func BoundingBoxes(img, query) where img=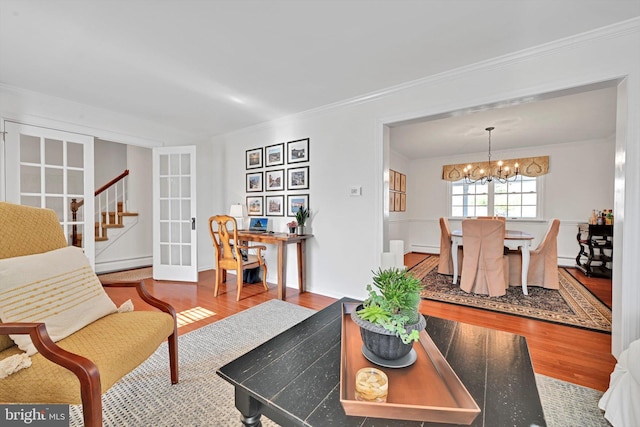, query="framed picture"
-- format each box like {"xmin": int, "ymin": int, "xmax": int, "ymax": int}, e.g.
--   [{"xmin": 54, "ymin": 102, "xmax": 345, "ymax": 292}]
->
[
  {"xmin": 287, "ymin": 194, "xmax": 309, "ymax": 217},
  {"xmin": 265, "ymin": 143, "xmax": 284, "ymax": 167},
  {"xmin": 400, "ymin": 173, "xmax": 406, "ymax": 192},
  {"xmin": 389, "ymin": 170, "xmax": 396, "ymax": 191},
  {"xmin": 394, "ymin": 171, "xmax": 401, "ymax": 192},
  {"xmin": 389, "ymin": 192, "xmax": 395, "ymax": 212},
  {"xmin": 246, "ymin": 147, "xmax": 263, "ymax": 169},
  {"xmin": 400, "ymin": 193, "xmax": 406, "ymax": 211},
  {"xmin": 287, "ymin": 138, "xmax": 309, "ymax": 163},
  {"xmin": 287, "ymin": 166, "xmax": 309, "ymax": 190},
  {"xmin": 394, "ymin": 192, "xmax": 401, "ymax": 212},
  {"xmin": 265, "ymin": 169, "xmax": 284, "ymax": 191},
  {"xmin": 266, "ymin": 195, "xmax": 285, "ymax": 216},
  {"xmin": 246, "ymin": 196, "xmax": 264, "ymax": 216},
  {"xmin": 246, "ymin": 171, "xmax": 263, "ymax": 192}
]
